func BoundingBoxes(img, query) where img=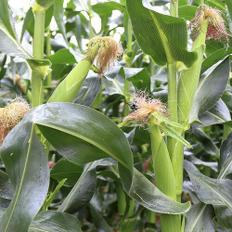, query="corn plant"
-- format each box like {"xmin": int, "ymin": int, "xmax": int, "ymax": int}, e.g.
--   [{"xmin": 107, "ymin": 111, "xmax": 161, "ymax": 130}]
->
[{"xmin": 0, "ymin": 0, "xmax": 232, "ymax": 231}]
